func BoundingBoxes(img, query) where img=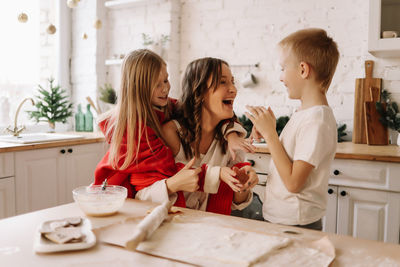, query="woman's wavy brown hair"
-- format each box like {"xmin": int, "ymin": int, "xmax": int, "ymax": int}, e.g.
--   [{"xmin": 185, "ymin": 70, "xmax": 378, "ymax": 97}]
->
[{"xmin": 176, "ymin": 57, "xmax": 236, "ymax": 159}]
